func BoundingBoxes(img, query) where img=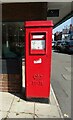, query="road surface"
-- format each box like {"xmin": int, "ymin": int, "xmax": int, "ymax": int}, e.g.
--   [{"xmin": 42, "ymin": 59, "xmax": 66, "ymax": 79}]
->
[{"xmin": 51, "ymin": 51, "xmax": 72, "ymax": 118}]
